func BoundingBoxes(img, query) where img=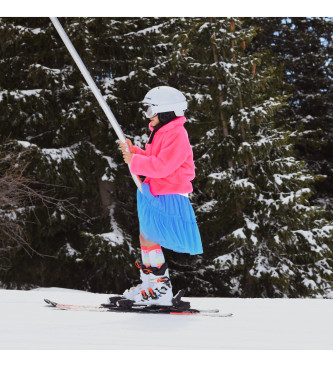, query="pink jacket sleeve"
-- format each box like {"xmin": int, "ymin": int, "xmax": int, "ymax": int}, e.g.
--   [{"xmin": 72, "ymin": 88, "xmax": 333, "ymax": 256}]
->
[
  {"xmin": 133, "ymin": 145, "xmax": 146, "ymax": 156},
  {"xmin": 130, "ymin": 131, "xmax": 188, "ymax": 178}
]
